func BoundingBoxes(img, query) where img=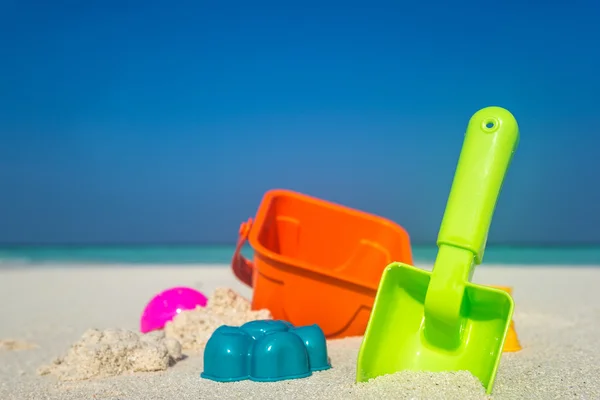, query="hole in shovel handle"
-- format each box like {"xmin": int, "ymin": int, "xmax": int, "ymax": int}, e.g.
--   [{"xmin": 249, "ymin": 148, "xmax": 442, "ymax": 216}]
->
[{"xmin": 481, "ymin": 118, "xmax": 499, "ymax": 133}]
